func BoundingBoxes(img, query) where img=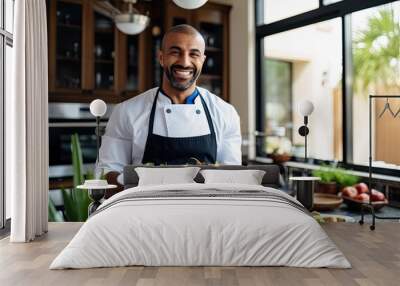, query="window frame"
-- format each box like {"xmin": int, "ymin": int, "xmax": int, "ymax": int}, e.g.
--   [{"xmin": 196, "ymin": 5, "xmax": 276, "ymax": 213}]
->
[
  {"xmin": 0, "ymin": 0, "xmax": 13, "ymax": 231},
  {"xmin": 255, "ymin": 0, "xmax": 400, "ymax": 176}
]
